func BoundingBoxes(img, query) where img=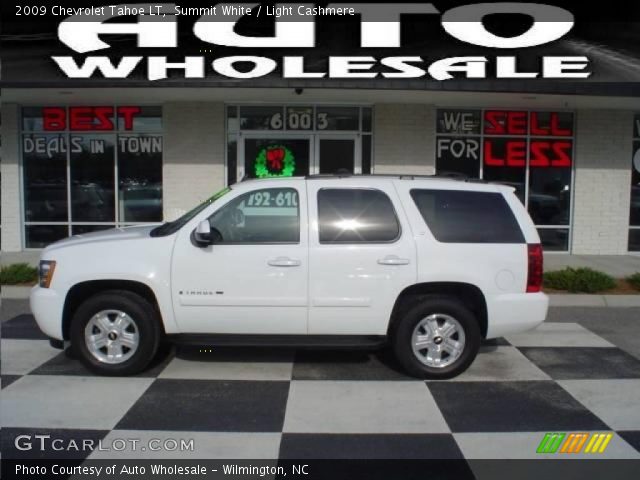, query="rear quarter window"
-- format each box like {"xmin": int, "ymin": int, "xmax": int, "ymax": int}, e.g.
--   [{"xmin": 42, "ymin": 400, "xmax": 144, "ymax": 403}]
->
[{"xmin": 410, "ymin": 189, "xmax": 525, "ymax": 244}]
